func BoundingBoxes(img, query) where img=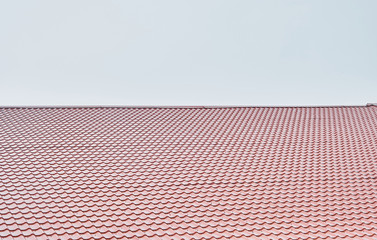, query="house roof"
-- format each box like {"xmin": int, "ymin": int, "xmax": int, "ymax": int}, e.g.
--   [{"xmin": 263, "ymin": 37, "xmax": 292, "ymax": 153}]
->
[{"xmin": 1, "ymin": 105, "xmax": 377, "ymax": 239}]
